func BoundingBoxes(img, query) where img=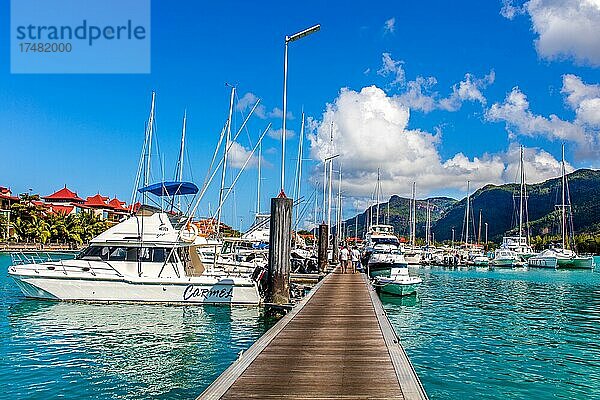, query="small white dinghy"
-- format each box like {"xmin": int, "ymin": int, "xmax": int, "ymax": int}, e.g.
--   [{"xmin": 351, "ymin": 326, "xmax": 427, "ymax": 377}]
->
[{"xmin": 373, "ymin": 267, "xmax": 422, "ymax": 297}]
